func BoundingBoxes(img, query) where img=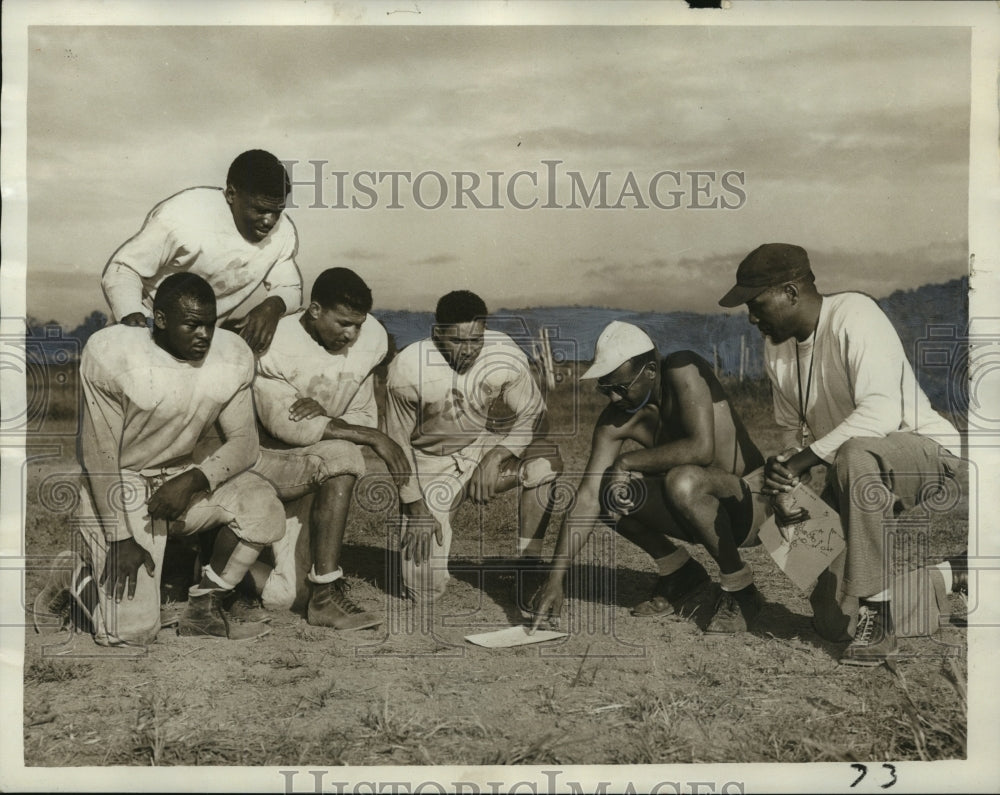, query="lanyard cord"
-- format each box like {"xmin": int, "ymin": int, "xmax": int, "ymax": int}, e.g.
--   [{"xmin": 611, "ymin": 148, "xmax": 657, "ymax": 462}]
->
[{"xmin": 796, "ymin": 339, "xmax": 815, "ymax": 447}]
